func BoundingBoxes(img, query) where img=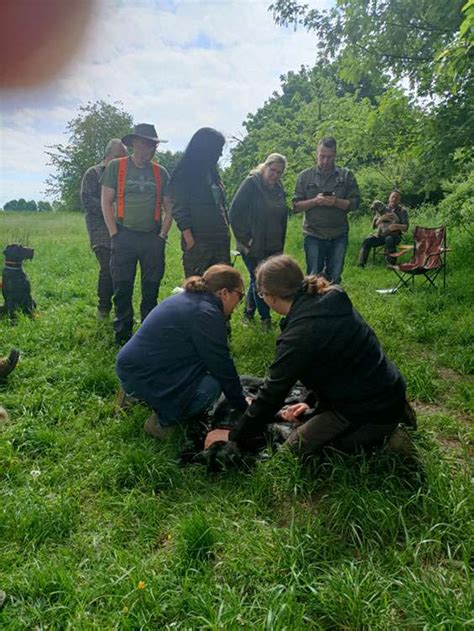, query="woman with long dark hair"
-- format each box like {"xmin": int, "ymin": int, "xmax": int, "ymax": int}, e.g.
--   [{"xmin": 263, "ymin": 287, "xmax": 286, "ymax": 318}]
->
[
  {"xmin": 169, "ymin": 127, "xmax": 231, "ymax": 277},
  {"xmin": 116, "ymin": 265, "xmax": 247, "ymax": 438},
  {"xmin": 206, "ymin": 255, "xmax": 415, "ymax": 458}
]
